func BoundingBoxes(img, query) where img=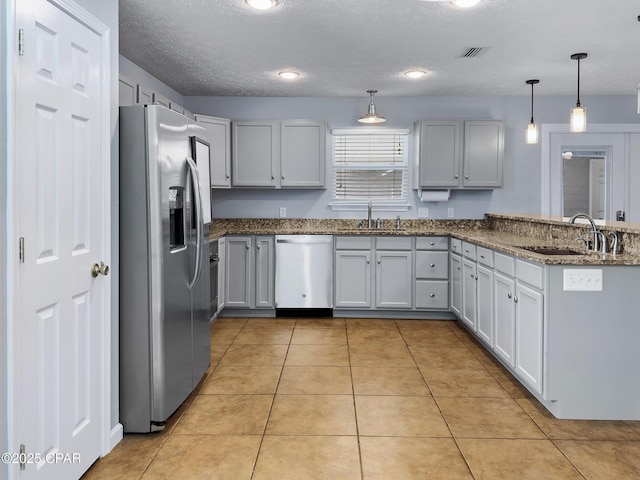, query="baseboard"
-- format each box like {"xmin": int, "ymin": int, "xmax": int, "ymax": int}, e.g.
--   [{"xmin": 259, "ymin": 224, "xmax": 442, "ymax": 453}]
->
[{"xmin": 109, "ymin": 423, "xmax": 124, "ymax": 451}]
